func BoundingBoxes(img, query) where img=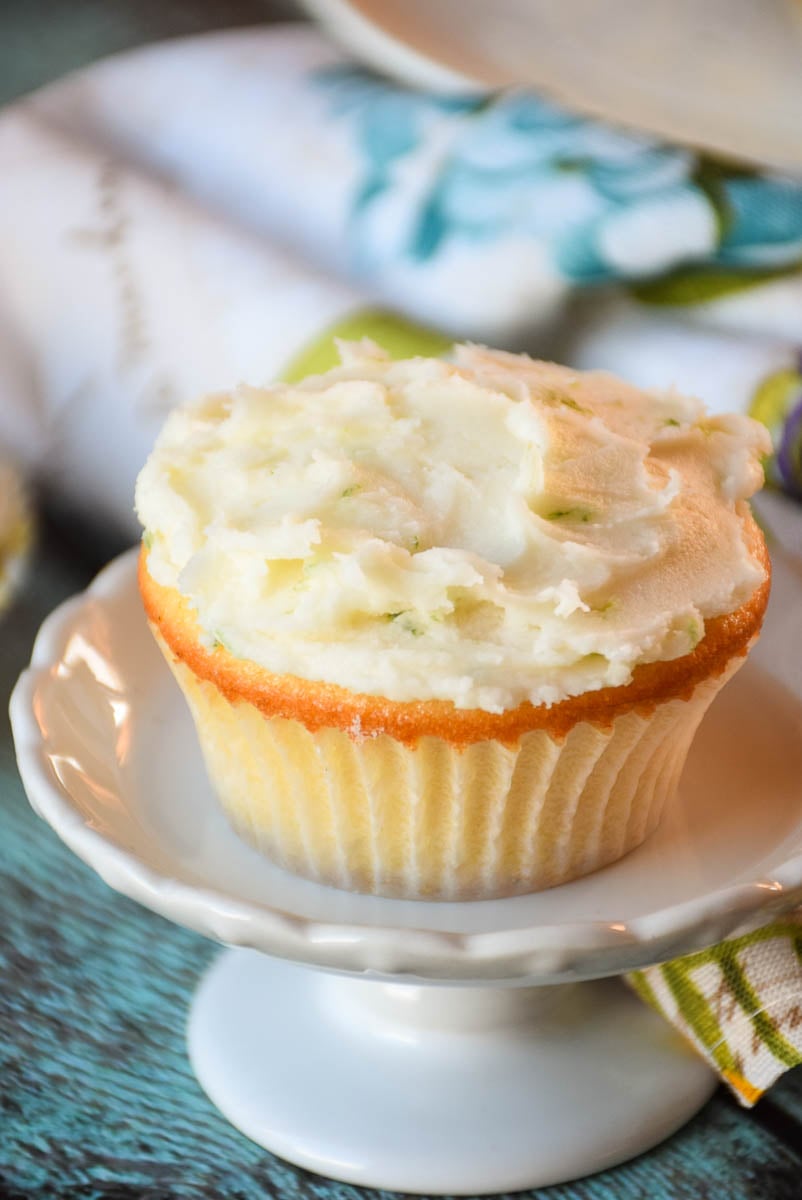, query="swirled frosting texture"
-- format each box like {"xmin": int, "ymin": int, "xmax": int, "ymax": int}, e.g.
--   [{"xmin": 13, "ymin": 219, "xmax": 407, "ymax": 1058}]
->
[{"xmin": 136, "ymin": 343, "xmax": 770, "ymax": 712}]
